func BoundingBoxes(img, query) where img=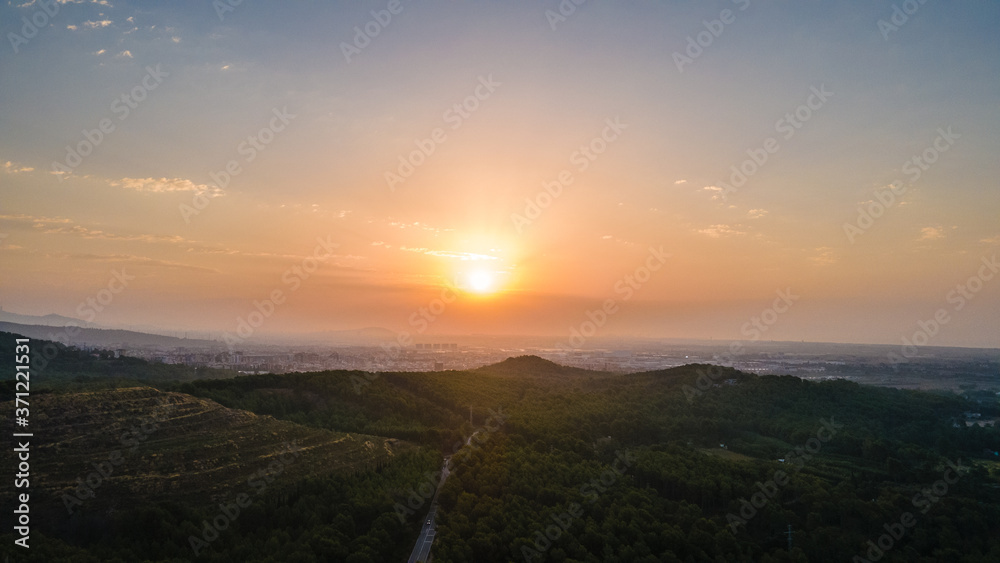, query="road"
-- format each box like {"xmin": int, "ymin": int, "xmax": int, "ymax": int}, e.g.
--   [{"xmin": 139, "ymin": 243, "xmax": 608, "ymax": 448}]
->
[
  {"xmin": 406, "ymin": 455, "xmax": 452, "ymax": 563},
  {"xmin": 407, "ymin": 503, "xmax": 439, "ymax": 563},
  {"xmin": 407, "ymin": 432, "xmax": 479, "ymax": 562}
]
